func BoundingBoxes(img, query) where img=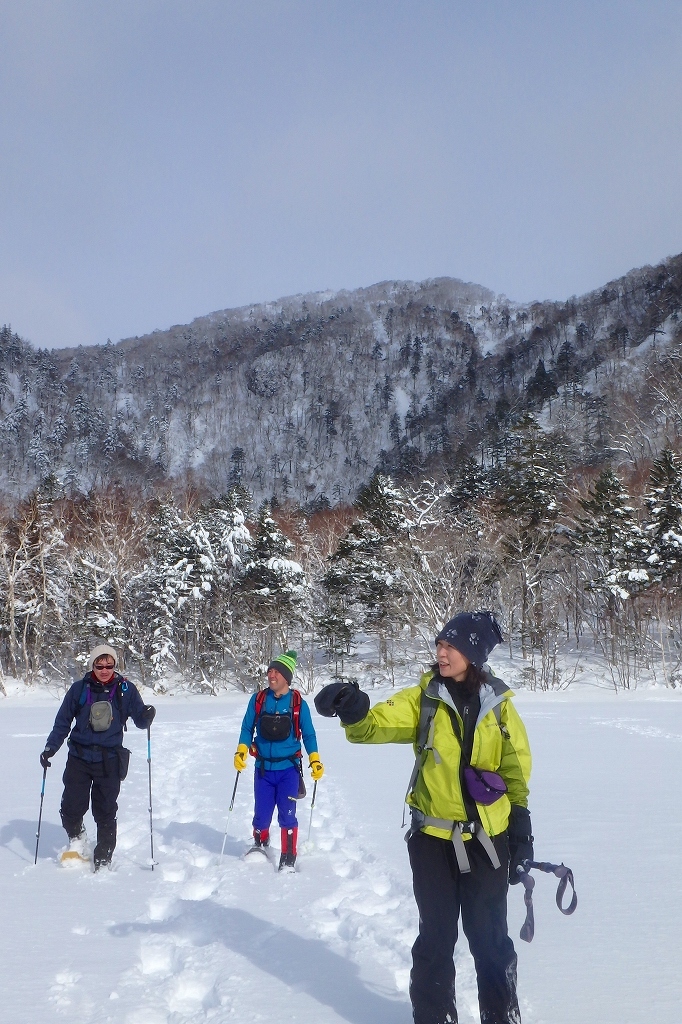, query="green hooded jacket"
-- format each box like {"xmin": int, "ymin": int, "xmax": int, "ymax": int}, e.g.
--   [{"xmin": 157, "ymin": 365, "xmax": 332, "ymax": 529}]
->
[{"xmin": 343, "ymin": 669, "xmax": 531, "ymax": 840}]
